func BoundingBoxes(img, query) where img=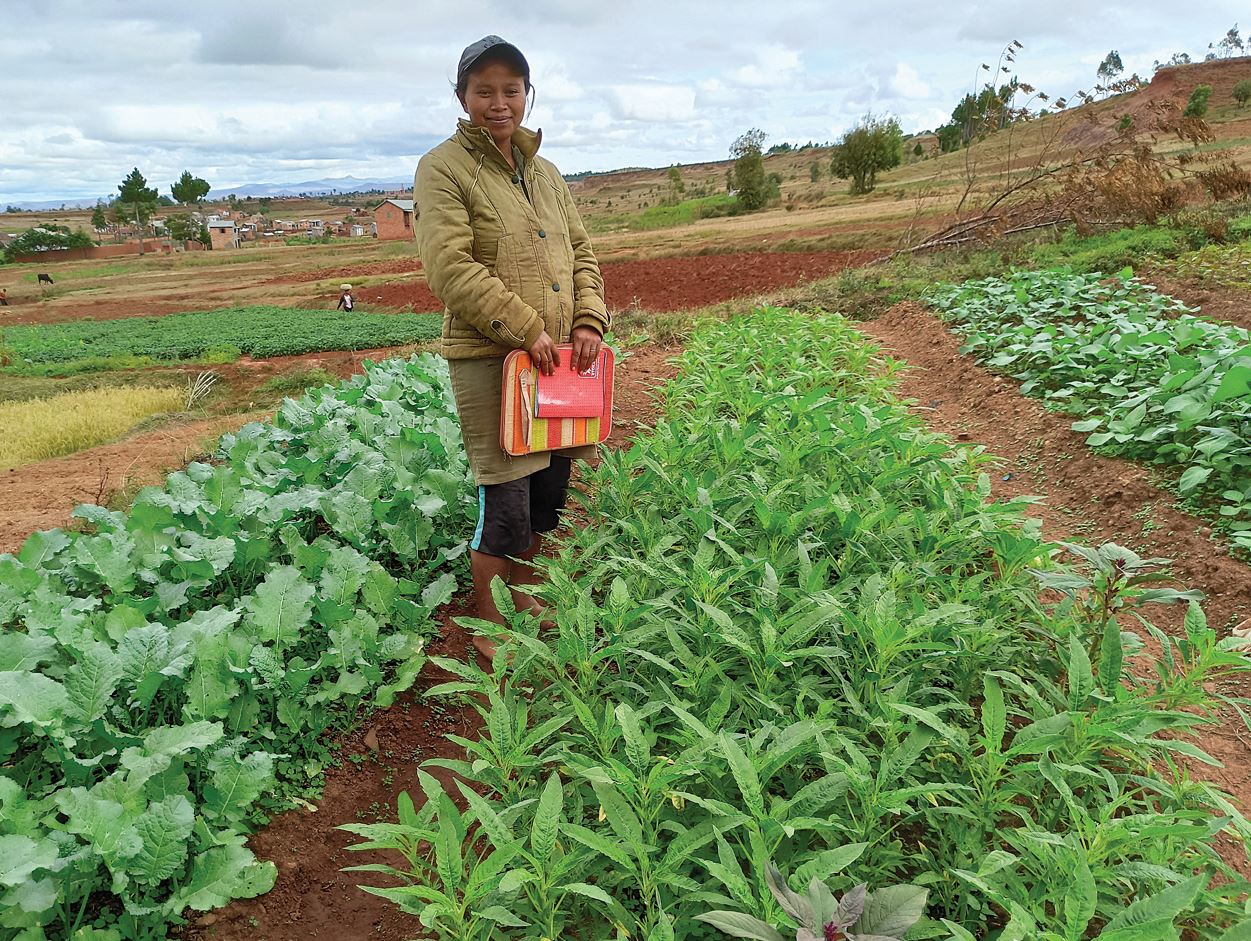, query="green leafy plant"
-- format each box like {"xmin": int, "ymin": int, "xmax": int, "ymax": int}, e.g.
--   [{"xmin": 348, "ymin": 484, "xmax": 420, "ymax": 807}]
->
[
  {"xmin": 1, "ymin": 306, "xmax": 441, "ymax": 374},
  {"xmin": 0, "ymin": 353, "xmax": 473, "ymax": 936},
  {"xmin": 697, "ymin": 864, "xmax": 927, "ymax": 941},
  {"xmin": 929, "ymin": 268, "xmax": 1251, "ymax": 552},
  {"xmin": 352, "ymin": 308, "xmax": 1251, "ymax": 940}
]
